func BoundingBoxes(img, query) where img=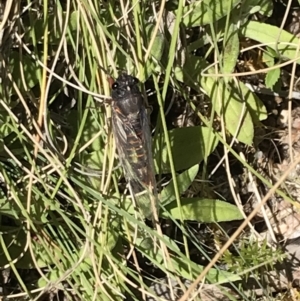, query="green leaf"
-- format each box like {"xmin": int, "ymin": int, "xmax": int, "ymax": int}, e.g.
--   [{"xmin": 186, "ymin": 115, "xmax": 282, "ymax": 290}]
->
[
  {"xmin": 37, "ymin": 269, "xmax": 63, "ymax": 287},
  {"xmin": 82, "ymin": 150, "xmax": 104, "ymax": 170},
  {"xmin": 0, "ymin": 195, "xmax": 20, "ymax": 219},
  {"xmin": 265, "ymin": 67, "xmax": 281, "ymax": 89},
  {"xmin": 255, "ymin": 0, "xmax": 273, "ymax": 17},
  {"xmin": 0, "ymin": 193, "xmax": 50, "ymax": 223},
  {"xmin": 229, "ymin": 81, "xmax": 268, "ymax": 122},
  {"xmin": 201, "ymin": 75, "xmax": 254, "ymax": 145},
  {"xmin": 0, "ymin": 226, "xmax": 59, "ymax": 268},
  {"xmin": 154, "ymin": 127, "xmax": 219, "ymax": 173},
  {"xmin": 0, "ymin": 122, "xmax": 16, "ymax": 140},
  {"xmin": 241, "ymin": 0, "xmax": 273, "ymax": 17},
  {"xmin": 178, "ymin": 0, "xmax": 240, "ymax": 27},
  {"xmin": 9, "ymin": 52, "xmax": 40, "ymax": 92},
  {"xmin": 263, "ymin": 48, "xmax": 275, "ymax": 67},
  {"xmin": 142, "ymin": 24, "xmax": 165, "ymax": 81},
  {"xmin": 222, "ymin": 24, "xmax": 240, "ymax": 77},
  {"xmin": 162, "ymin": 198, "xmax": 243, "ymax": 222},
  {"xmin": 79, "ymin": 150, "xmax": 105, "ymax": 190},
  {"xmin": 122, "ymin": 192, "xmax": 155, "ymax": 219},
  {"xmin": 95, "ymin": 215, "xmax": 121, "ymax": 251},
  {"xmin": 241, "ymin": 21, "xmax": 300, "ymax": 63},
  {"xmin": 160, "ymin": 164, "xmax": 199, "ymax": 206},
  {"xmin": 178, "ymin": 56, "xmax": 255, "ymax": 145}
]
